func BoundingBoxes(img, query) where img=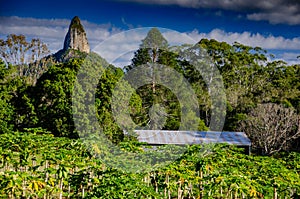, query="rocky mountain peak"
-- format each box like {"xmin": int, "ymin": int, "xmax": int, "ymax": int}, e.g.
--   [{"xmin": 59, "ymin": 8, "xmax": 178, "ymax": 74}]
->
[{"xmin": 63, "ymin": 16, "xmax": 90, "ymax": 53}]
